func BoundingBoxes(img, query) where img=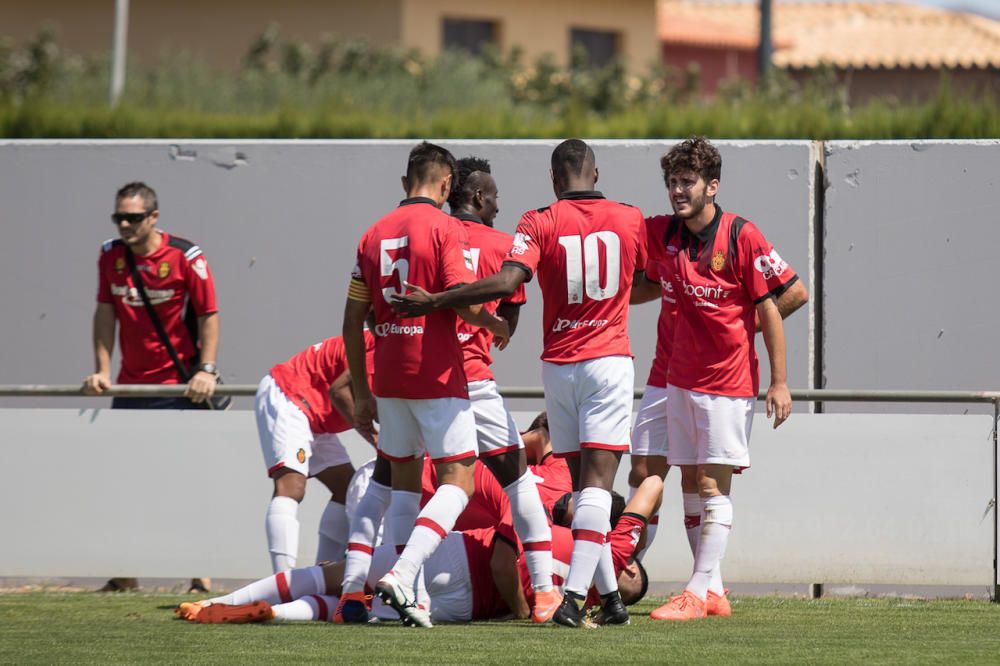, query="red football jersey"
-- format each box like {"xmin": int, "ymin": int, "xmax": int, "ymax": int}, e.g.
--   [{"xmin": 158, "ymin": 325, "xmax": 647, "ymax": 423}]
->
[
  {"xmin": 462, "ymin": 524, "xmax": 520, "ymax": 620},
  {"xmin": 352, "ymin": 198, "xmax": 476, "ymax": 399},
  {"xmin": 642, "ymin": 215, "xmax": 680, "ymax": 389},
  {"xmin": 96, "ymin": 233, "xmax": 218, "ymax": 385},
  {"xmin": 422, "ymin": 458, "xmax": 514, "ymax": 533},
  {"xmin": 268, "ymin": 331, "xmax": 376, "ymax": 434},
  {"xmin": 529, "ymin": 453, "xmax": 573, "ymax": 513},
  {"xmin": 503, "ymin": 192, "xmax": 646, "ymax": 364},
  {"xmin": 663, "ymin": 208, "xmax": 798, "ymax": 397},
  {"xmin": 585, "ymin": 512, "xmax": 646, "ymax": 606},
  {"xmin": 455, "ymin": 216, "xmax": 527, "ymax": 382}
]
